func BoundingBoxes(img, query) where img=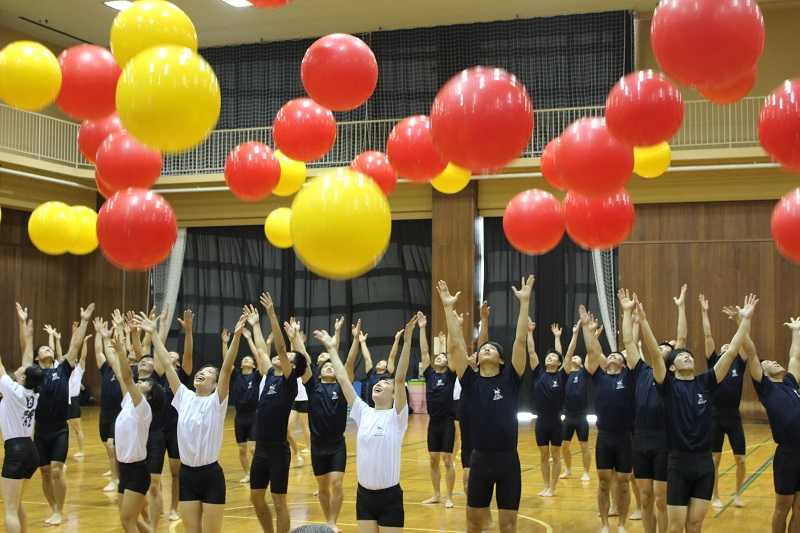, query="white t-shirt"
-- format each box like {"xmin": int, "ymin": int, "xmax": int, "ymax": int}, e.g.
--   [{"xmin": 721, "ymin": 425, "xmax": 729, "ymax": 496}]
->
[
  {"xmin": 0, "ymin": 374, "xmax": 38, "ymax": 440},
  {"xmin": 114, "ymin": 393, "xmax": 152, "ymax": 463},
  {"xmin": 350, "ymin": 397, "xmax": 408, "ymax": 490},
  {"xmin": 68, "ymin": 365, "xmax": 84, "ymax": 399},
  {"xmin": 453, "ymin": 378, "xmax": 462, "ymax": 401},
  {"xmin": 172, "ymin": 384, "xmax": 228, "ymax": 467},
  {"xmin": 296, "ymin": 377, "xmax": 308, "ymax": 401}
]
